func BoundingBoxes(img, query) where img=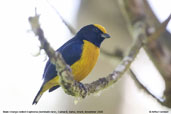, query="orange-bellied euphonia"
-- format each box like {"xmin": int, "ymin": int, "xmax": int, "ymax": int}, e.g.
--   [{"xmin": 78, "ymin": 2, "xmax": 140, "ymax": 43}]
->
[{"xmin": 33, "ymin": 24, "xmax": 110, "ymax": 104}]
